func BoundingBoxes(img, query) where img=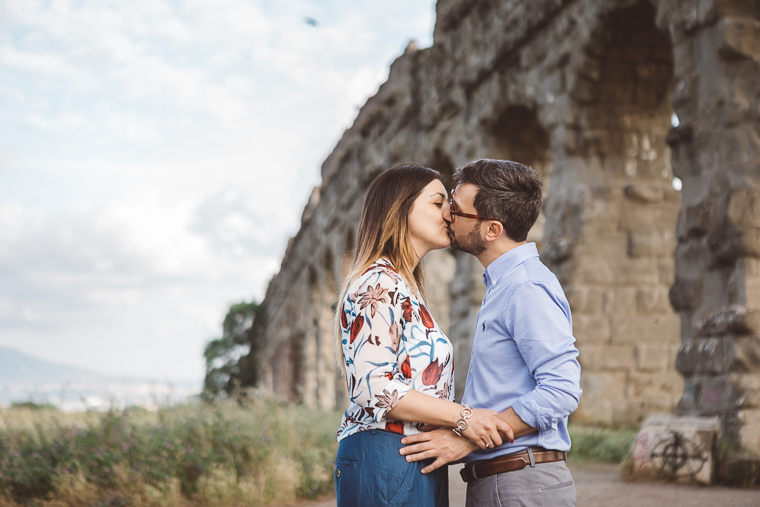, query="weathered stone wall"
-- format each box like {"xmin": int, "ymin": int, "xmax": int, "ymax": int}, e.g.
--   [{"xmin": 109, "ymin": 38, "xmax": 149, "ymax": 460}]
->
[{"xmin": 247, "ymin": 0, "xmax": 760, "ymax": 452}]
